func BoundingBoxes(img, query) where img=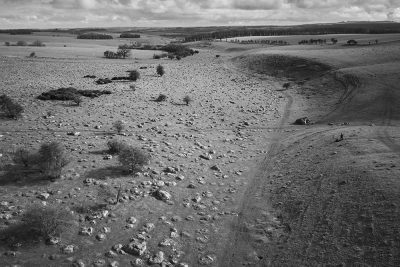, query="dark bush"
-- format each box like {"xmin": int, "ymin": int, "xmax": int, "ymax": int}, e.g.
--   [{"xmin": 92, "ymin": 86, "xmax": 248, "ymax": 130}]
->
[
  {"xmin": 77, "ymin": 32, "xmax": 113, "ymax": 39},
  {"xmin": 37, "ymin": 87, "xmax": 111, "ymax": 101},
  {"xmin": 183, "ymin": 95, "xmax": 192, "ymax": 106},
  {"xmin": 38, "ymin": 141, "xmax": 70, "ymax": 179},
  {"xmin": 30, "ymin": 40, "xmax": 45, "ymax": 47},
  {"xmin": 161, "ymin": 44, "xmax": 194, "ymax": 58},
  {"xmin": 153, "ymin": 54, "xmax": 161, "ymax": 59},
  {"xmin": 120, "ymin": 33, "xmax": 140, "ymax": 38},
  {"xmin": 113, "ymin": 120, "xmax": 125, "ymax": 134},
  {"xmin": 129, "ymin": 70, "xmax": 140, "ymax": 81},
  {"xmin": 156, "ymin": 94, "xmax": 167, "ymax": 102},
  {"xmin": 22, "ymin": 205, "xmax": 74, "ymax": 240},
  {"xmin": 16, "ymin": 40, "xmax": 27, "ymax": 46},
  {"xmin": 118, "ymin": 146, "xmax": 150, "ymax": 173},
  {"xmin": 156, "ymin": 64, "xmax": 165, "ymax": 76},
  {"xmin": 13, "ymin": 148, "xmax": 35, "ymax": 167},
  {"xmin": 107, "ymin": 139, "xmax": 128, "ymax": 154},
  {"xmin": 5, "ymin": 41, "xmax": 10, "ymax": 46},
  {"xmin": 71, "ymin": 94, "xmax": 82, "ymax": 106},
  {"xmin": 0, "ymin": 94, "xmax": 24, "ymax": 119},
  {"xmin": 29, "ymin": 52, "xmax": 36, "ymax": 57}
]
